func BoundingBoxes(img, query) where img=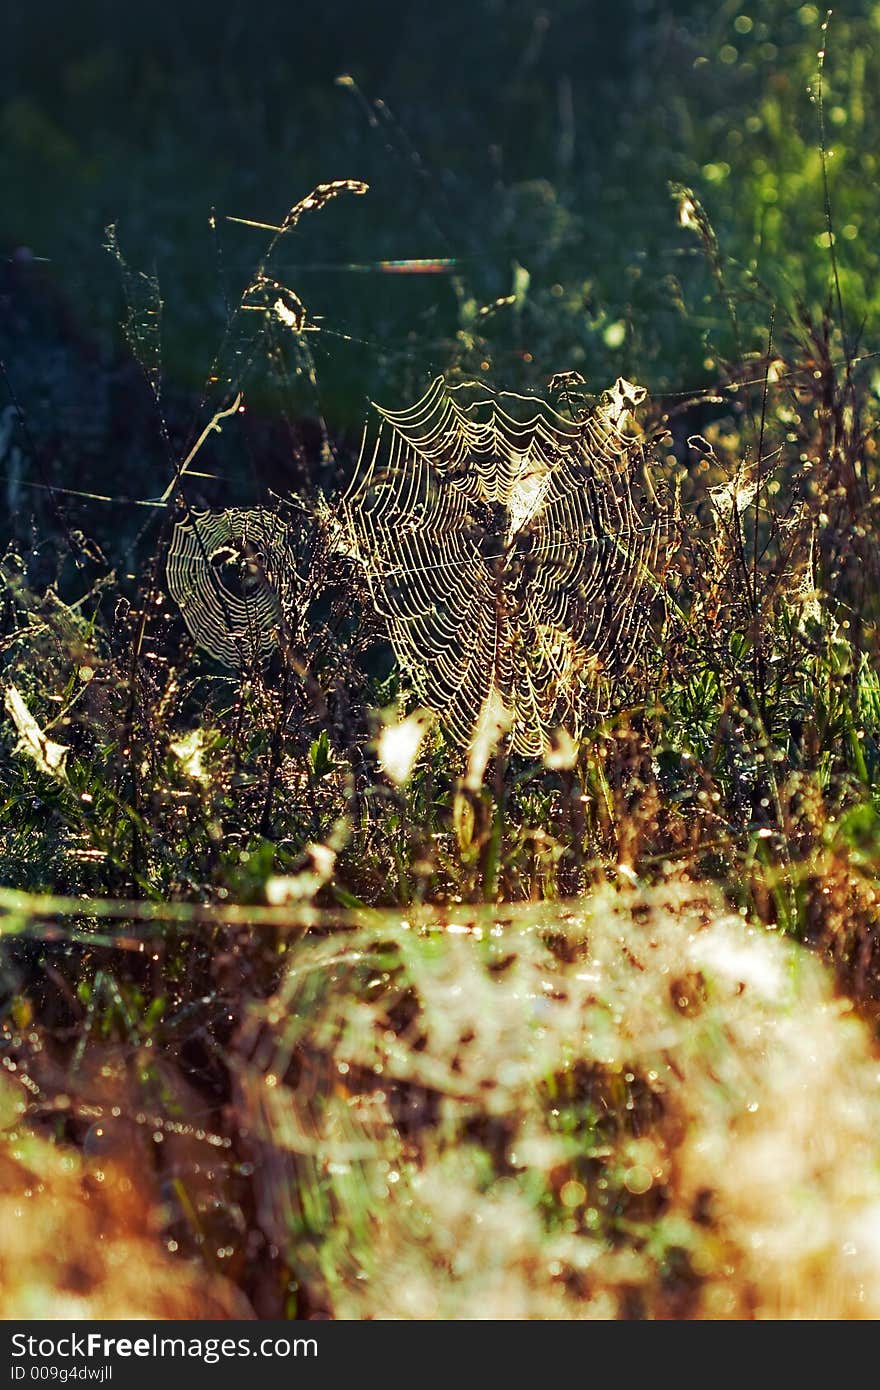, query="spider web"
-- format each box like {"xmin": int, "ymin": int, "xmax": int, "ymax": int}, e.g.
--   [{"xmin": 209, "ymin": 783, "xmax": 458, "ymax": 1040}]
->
[
  {"xmin": 163, "ymin": 378, "xmax": 668, "ymax": 750},
  {"xmin": 166, "ymin": 506, "xmax": 302, "ymax": 669},
  {"xmin": 341, "ymin": 376, "xmax": 668, "ymax": 754}
]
